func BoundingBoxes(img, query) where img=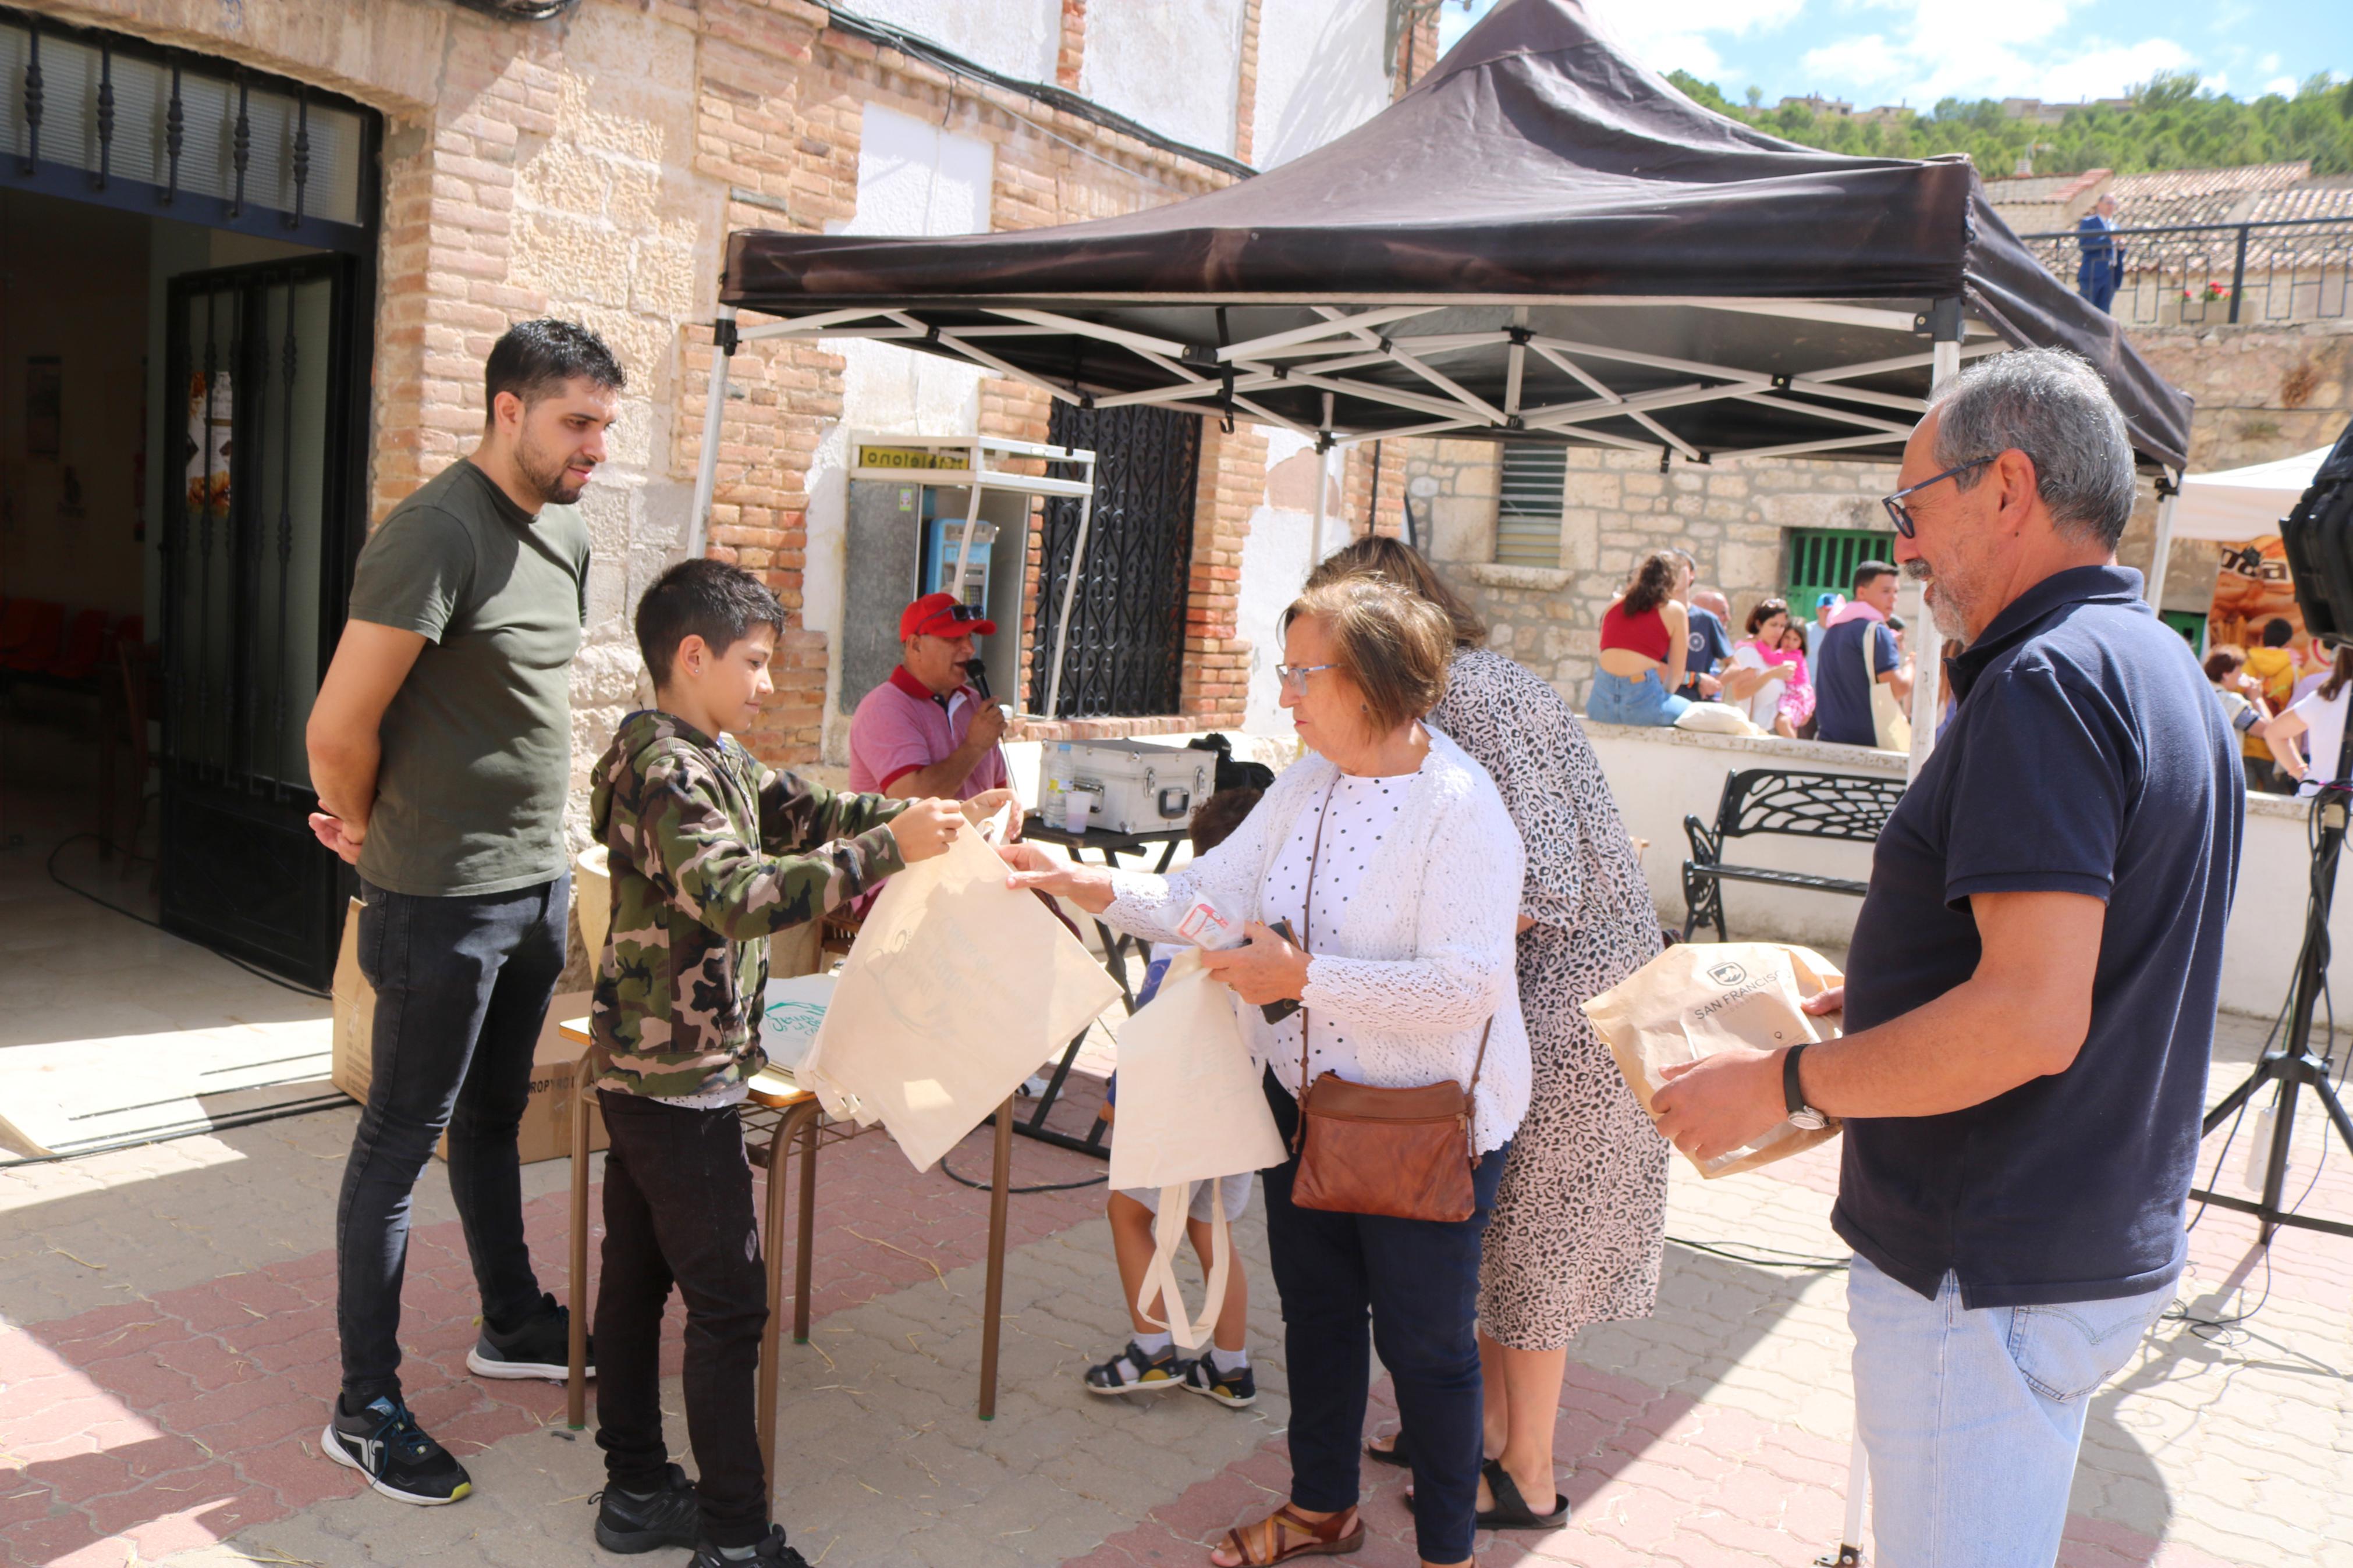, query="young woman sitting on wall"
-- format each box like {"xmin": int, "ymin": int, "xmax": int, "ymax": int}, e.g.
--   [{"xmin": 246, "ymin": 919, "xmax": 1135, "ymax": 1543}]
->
[{"xmin": 1587, "ymin": 552, "xmax": 1691, "ymax": 727}]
